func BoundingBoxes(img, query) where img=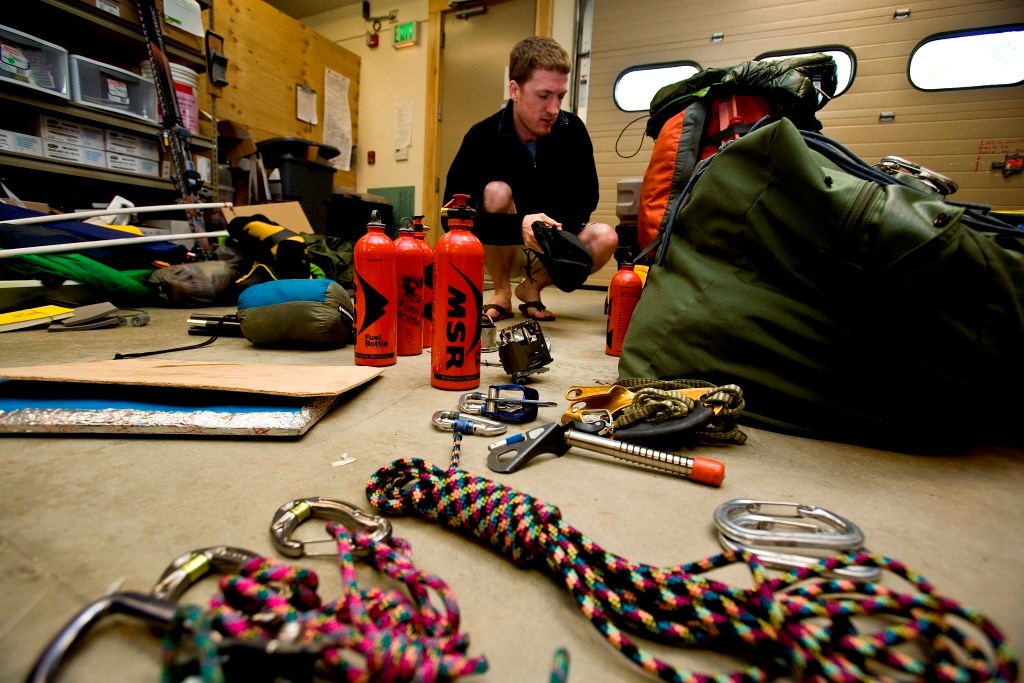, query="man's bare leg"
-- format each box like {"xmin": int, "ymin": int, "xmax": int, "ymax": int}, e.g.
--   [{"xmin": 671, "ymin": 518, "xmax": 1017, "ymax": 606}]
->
[
  {"xmin": 483, "ymin": 244, "xmax": 516, "ymax": 319},
  {"xmin": 479, "ymin": 181, "xmax": 619, "ymax": 321},
  {"xmin": 514, "ymin": 264, "xmax": 554, "ymax": 320},
  {"xmin": 481, "ymin": 181, "xmax": 518, "ymax": 320},
  {"xmin": 578, "ymin": 222, "xmax": 619, "ymax": 274},
  {"xmin": 515, "ymin": 221, "xmax": 617, "ymax": 320}
]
